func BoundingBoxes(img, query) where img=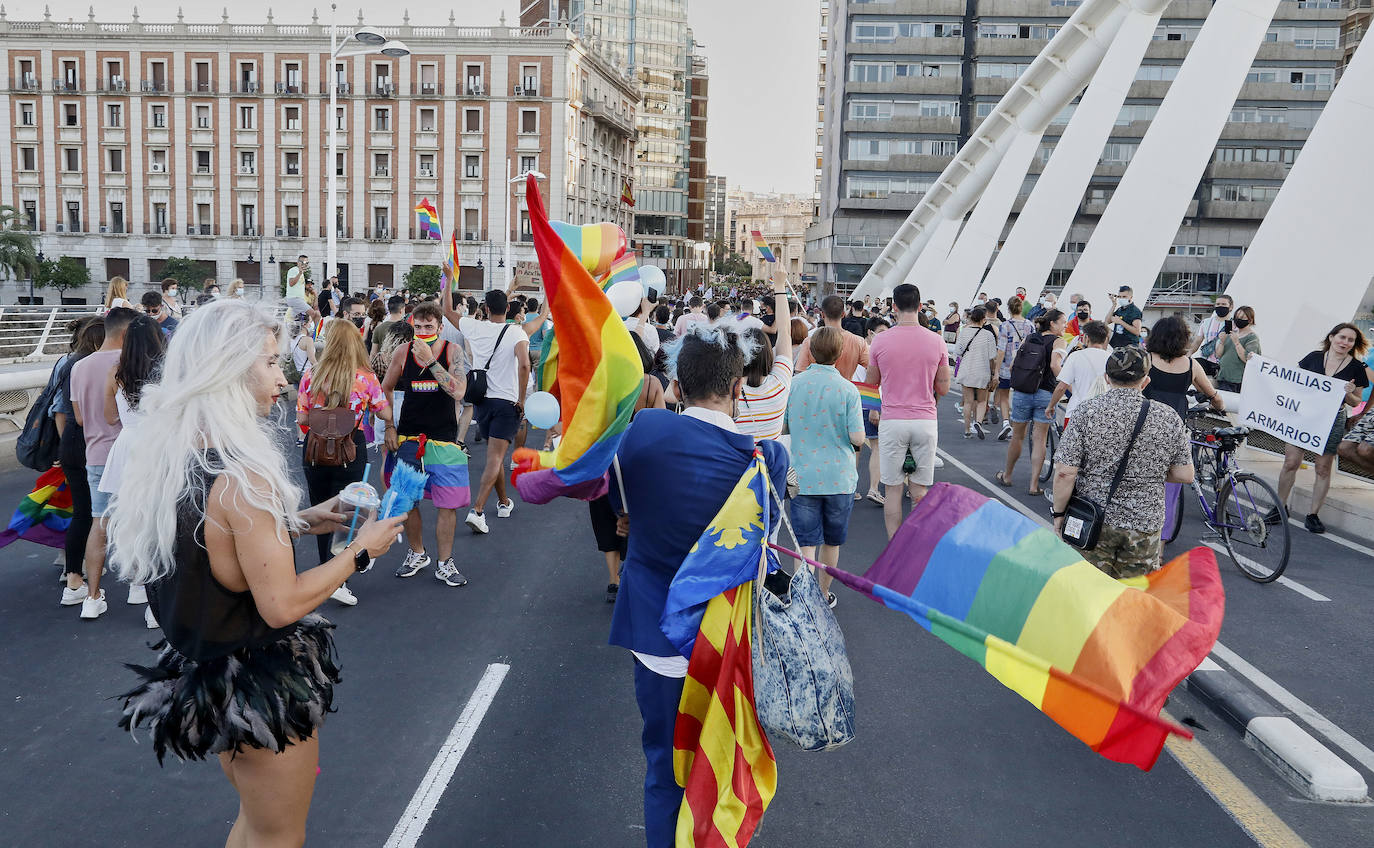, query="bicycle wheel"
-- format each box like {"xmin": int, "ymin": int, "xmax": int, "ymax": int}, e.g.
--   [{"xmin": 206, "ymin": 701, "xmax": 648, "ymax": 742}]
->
[
  {"xmin": 1215, "ymin": 473, "xmax": 1290, "ymax": 582},
  {"xmin": 1039, "ymin": 424, "xmax": 1058, "ymax": 485},
  {"xmin": 1161, "ymin": 482, "xmax": 1185, "ymax": 544}
]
